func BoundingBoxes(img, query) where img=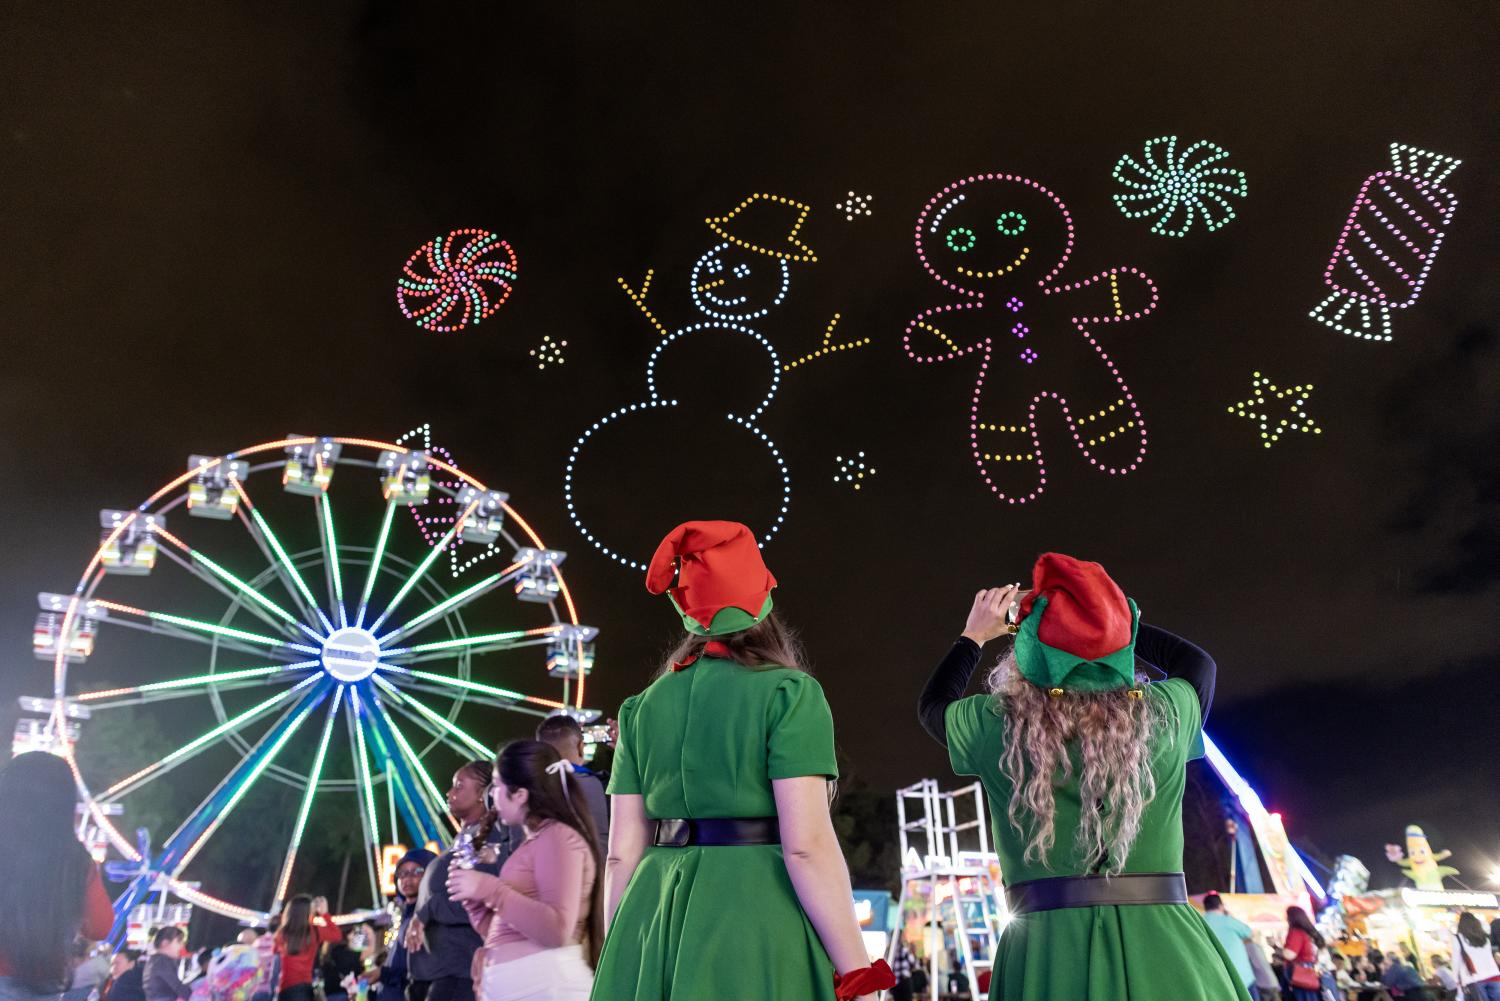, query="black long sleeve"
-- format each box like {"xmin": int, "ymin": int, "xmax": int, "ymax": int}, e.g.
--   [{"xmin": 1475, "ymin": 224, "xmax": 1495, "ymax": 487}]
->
[
  {"xmin": 918, "ymin": 637, "xmax": 984, "ymax": 747},
  {"xmin": 1134, "ymin": 623, "xmax": 1216, "ymax": 725},
  {"xmin": 916, "ymin": 624, "xmax": 1216, "ymax": 748}
]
